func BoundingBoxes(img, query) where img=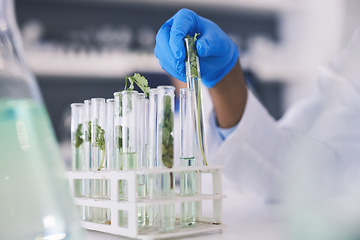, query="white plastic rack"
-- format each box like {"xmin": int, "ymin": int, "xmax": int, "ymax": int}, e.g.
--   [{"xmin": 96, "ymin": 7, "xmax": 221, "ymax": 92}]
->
[{"xmin": 67, "ymin": 165, "xmax": 225, "ymax": 240}]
